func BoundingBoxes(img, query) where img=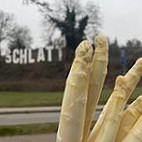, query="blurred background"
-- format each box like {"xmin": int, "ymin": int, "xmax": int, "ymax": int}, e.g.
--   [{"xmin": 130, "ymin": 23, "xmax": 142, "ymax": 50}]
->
[
  {"xmin": 0, "ymin": 0, "xmax": 142, "ymax": 92},
  {"xmin": 0, "ymin": 0, "xmax": 141, "ymax": 140}
]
